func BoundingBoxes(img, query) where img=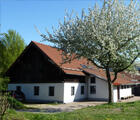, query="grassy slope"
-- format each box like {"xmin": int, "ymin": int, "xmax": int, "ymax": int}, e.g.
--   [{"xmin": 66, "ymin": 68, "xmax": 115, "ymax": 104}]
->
[{"xmin": 4, "ymin": 101, "xmax": 140, "ymax": 120}]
